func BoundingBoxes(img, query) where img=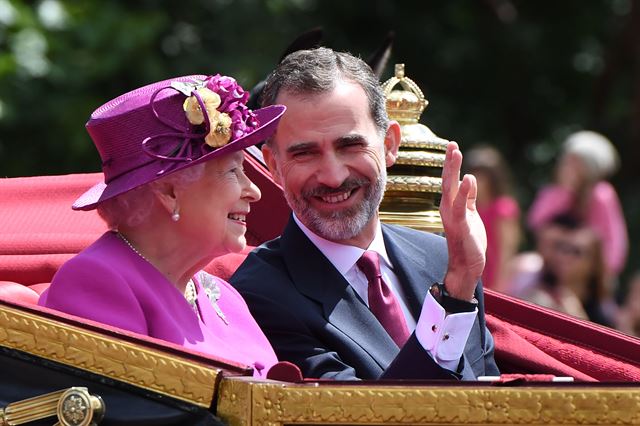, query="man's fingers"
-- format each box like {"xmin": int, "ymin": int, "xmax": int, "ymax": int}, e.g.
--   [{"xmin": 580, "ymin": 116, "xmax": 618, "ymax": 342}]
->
[
  {"xmin": 452, "ymin": 174, "xmax": 471, "ymax": 220},
  {"xmin": 465, "ymin": 174, "xmax": 478, "ymax": 210},
  {"xmin": 441, "ymin": 141, "xmax": 462, "ymax": 206}
]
